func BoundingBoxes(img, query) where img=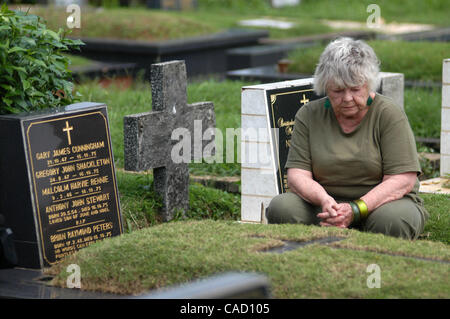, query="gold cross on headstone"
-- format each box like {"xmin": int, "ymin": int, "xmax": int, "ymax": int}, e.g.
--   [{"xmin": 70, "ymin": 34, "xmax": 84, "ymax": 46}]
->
[
  {"xmin": 300, "ymin": 94, "xmax": 309, "ymax": 105},
  {"xmin": 62, "ymin": 121, "xmax": 73, "ymax": 145}
]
